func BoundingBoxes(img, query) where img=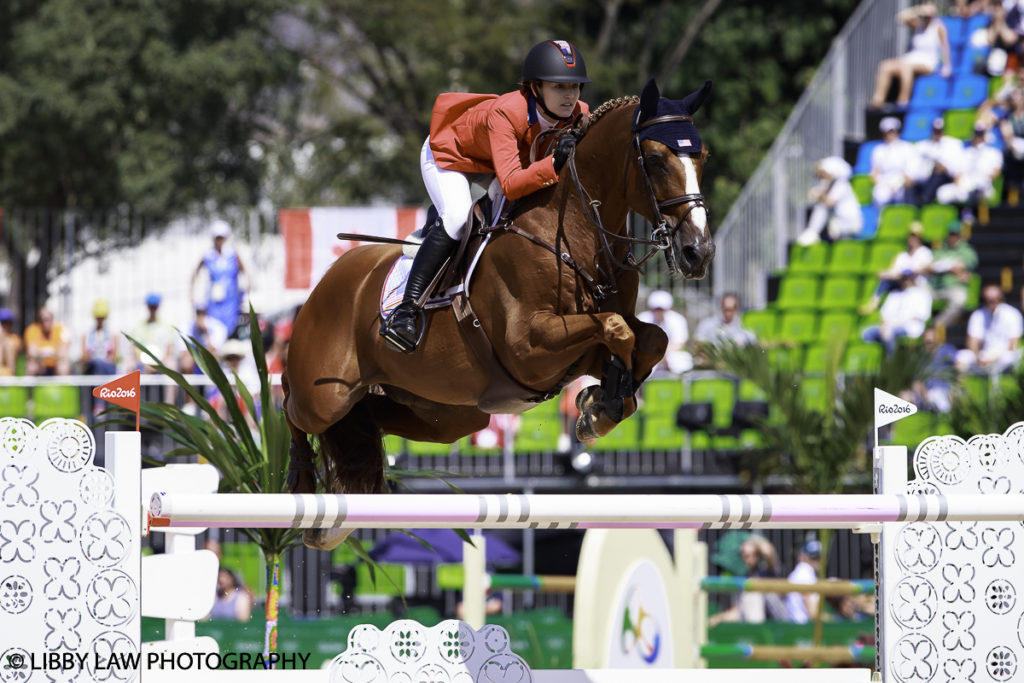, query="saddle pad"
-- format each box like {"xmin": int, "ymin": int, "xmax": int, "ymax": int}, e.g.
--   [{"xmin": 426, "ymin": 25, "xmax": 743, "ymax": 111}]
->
[{"xmin": 380, "ymin": 255, "xmax": 413, "ymax": 317}]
